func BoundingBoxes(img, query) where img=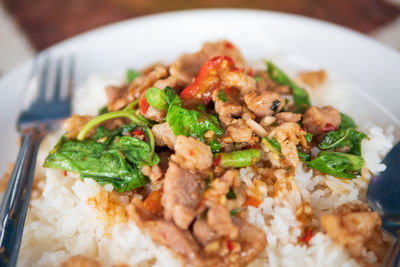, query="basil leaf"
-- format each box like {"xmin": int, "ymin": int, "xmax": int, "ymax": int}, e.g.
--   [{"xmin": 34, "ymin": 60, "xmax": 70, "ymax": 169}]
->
[
  {"xmin": 298, "ymin": 150, "xmax": 311, "ymax": 162},
  {"xmin": 44, "ymin": 125, "xmax": 159, "ymax": 192},
  {"xmin": 266, "ymin": 61, "xmax": 311, "ymax": 113},
  {"xmin": 226, "ymin": 187, "xmax": 236, "ymax": 199},
  {"xmin": 319, "ymin": 128, "xmax": 367, "ymax": 156},
  {"xmin": 218, "ymin": 89, "xmax": 228, "ymax": 102},
  {"xmin": 165, "ymin": 87, "xmax": 223, "ymax": 152},
  {"xmin": 305, "ymin": 133, "xmax": 313, "ymax": 143},
  {"xmin": 126, "ymin": 69, "xmax": 141, "ymax": 83},
  {"xmin": 98, "ymin": 106, "xmax": 109, "ymax": 115},
  {"xmin": 339, "ymin": 112, "xmax": 356, "ymax": 129},
  {"xmin": 306, "ymin": 151, "xmax": 364, "ymax": 179},
  {"xmin": 262, "ymin": 137, "xmax": 282, "ymax": 154},
  {"xmin": 230, "ymin": 208, "xmax": 239, "ymax": 217}
]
